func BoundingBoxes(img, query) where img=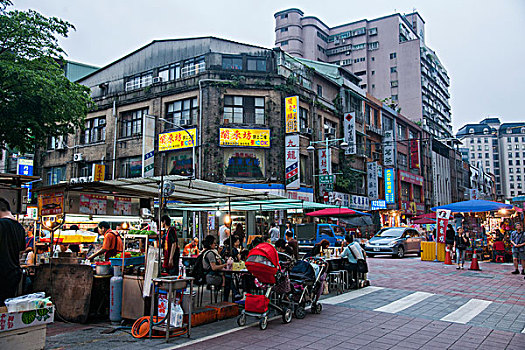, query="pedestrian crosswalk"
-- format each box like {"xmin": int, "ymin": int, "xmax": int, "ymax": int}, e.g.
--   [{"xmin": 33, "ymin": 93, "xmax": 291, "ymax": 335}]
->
[{"xmin": 325, "ymin": 286, "xmax": 524, "ymax": 333}]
